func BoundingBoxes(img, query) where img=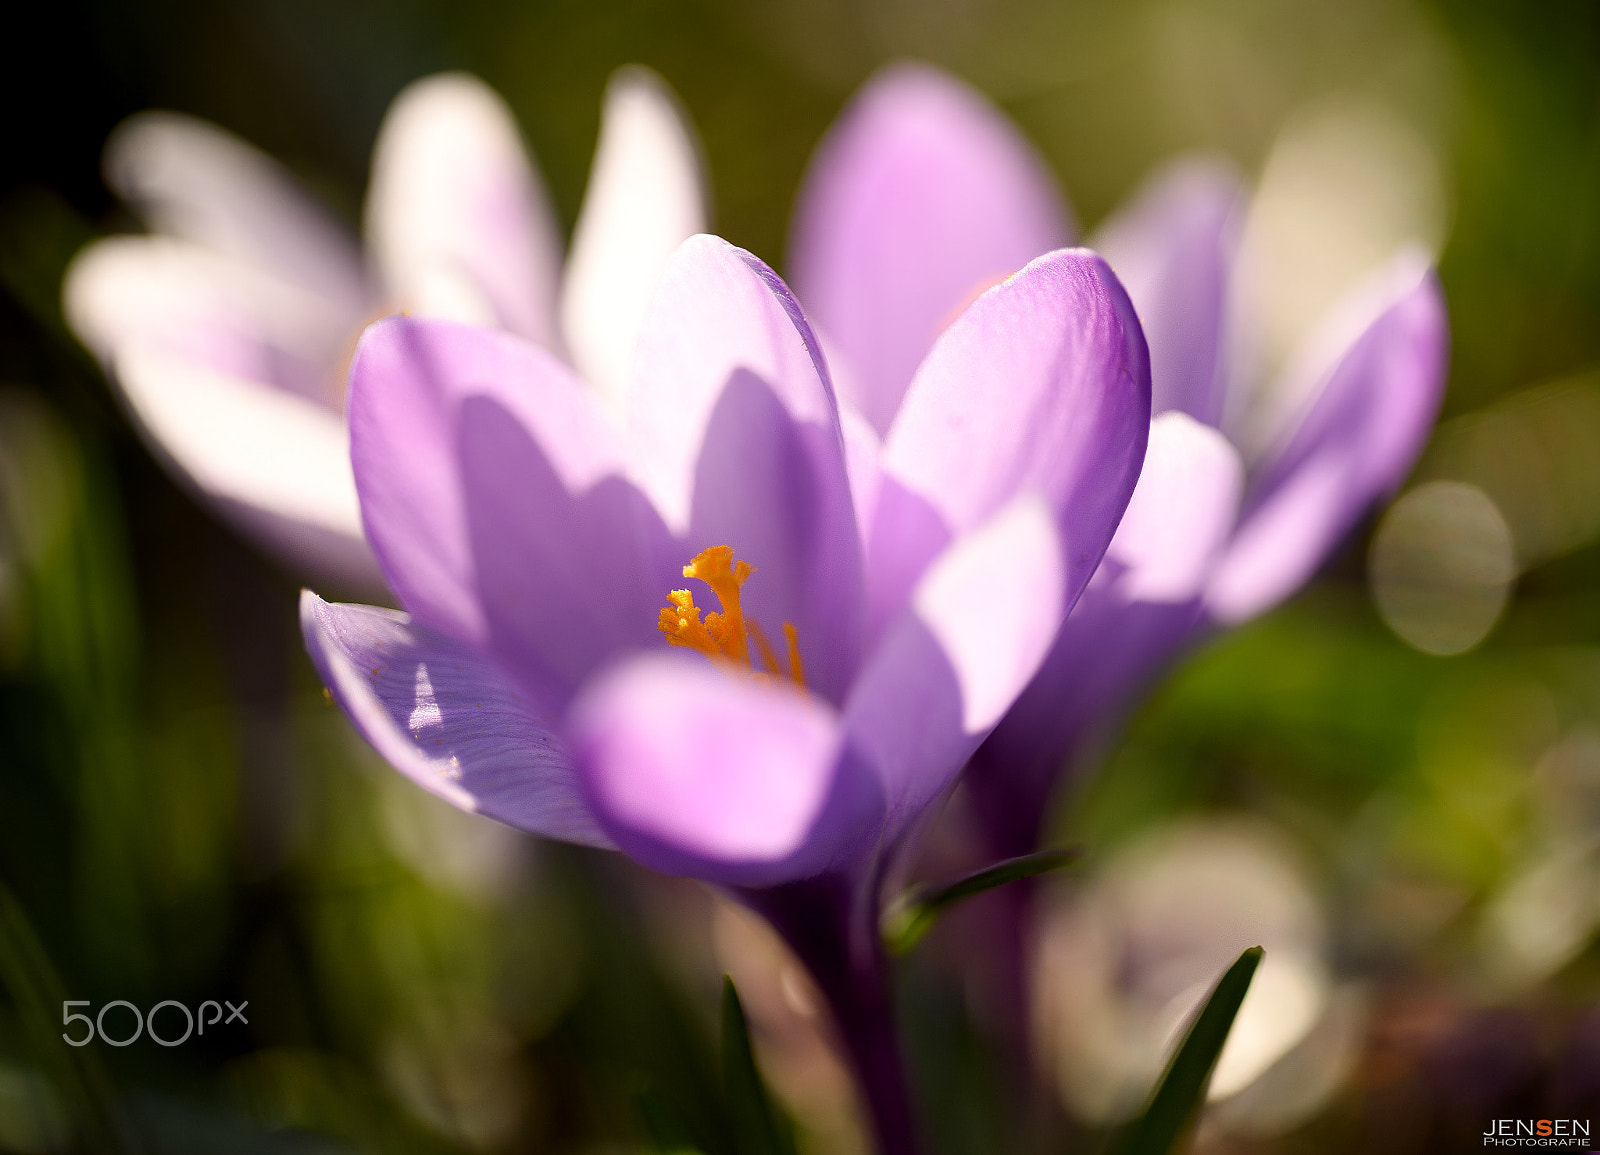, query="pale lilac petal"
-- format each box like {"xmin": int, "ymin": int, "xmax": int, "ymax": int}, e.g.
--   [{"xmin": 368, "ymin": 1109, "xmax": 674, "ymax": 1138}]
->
[
  {"xmin": 103, "ymin": 111, "xmax": 367, "ymax": 318},
  {"xmin": 870, "ymin": 248, "xmax": 1150, "ymax": 636},
  {"xmin": 561, "ymin": 67, "xmax": 708, "ymax": 410},
  {"xmin": 1105, "ymin": 412, "xmax": 1243, "ymax": 604},
  {"xmin": 845, "ymin": 494, "xmax": 1065, "ymax": 843},
  {"xmin": 628, "ymin": 235, "xmax": 863, "ymax": 703},
  {"xmin": 111, "ymin": 347, "xmax": 380, "ymax": 591},
  {"xmin": 64, "ymin": 235, "xmax": 348, "ymax": 407},
  {"xmin": 366, "ymin": 73, "xmax": 564, "ymax": 348},
  {"xmin": 349, "ymin": 316, "xmax": 661, "ymax": 688},
  {"xmin": 839, "ymin": 402, "xmax": 884, "ymax": 551},
  {"xmin": 965, "ymin": 414, "xmax": 1243, "ymax": 852},
  {"xmin": 571, "ymin": 654, "xmax": 880, "ymax": 887},
  {"xmin": 301, "ymin": 591, "xmax": 611, "ymax": 847},
  {"xmin": 1206, "ymin": 253, "xmax": 1448, "ymax": 623},
  {"xmin": 968, "ymin": 594, "xmax": 1205, "ymax": 855},
  {"xmin": 789, "ymin": 63, "xmax": 1073, "ymax": 435},
  {"xmin": 1092, "ymin": 156, "xmax": 1244, "ymax": 426}
]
